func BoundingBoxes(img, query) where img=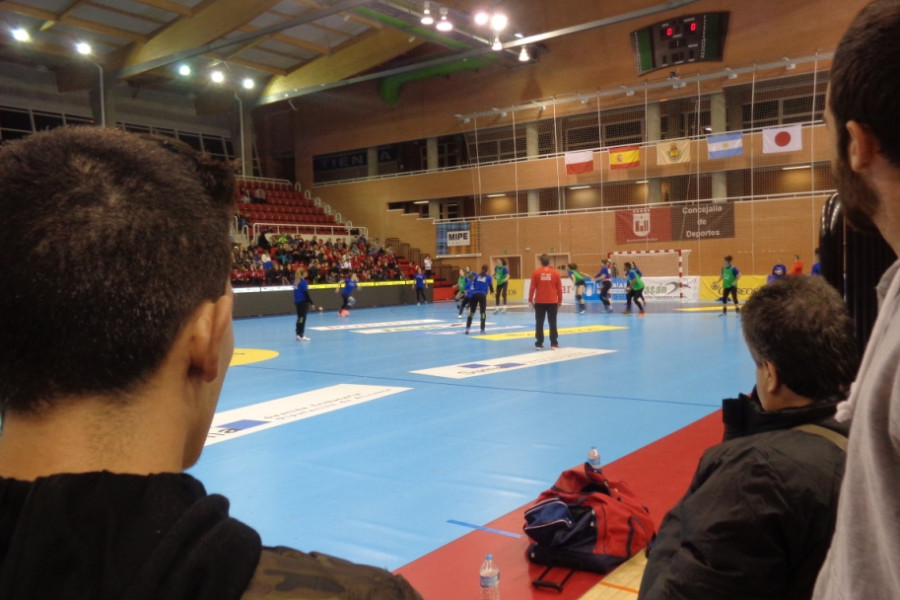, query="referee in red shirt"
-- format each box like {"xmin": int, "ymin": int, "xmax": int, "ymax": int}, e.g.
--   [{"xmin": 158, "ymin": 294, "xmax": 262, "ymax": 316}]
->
[{"xmin": 529, "ymin": 254, "xmax": 563, "ymax": 350}]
